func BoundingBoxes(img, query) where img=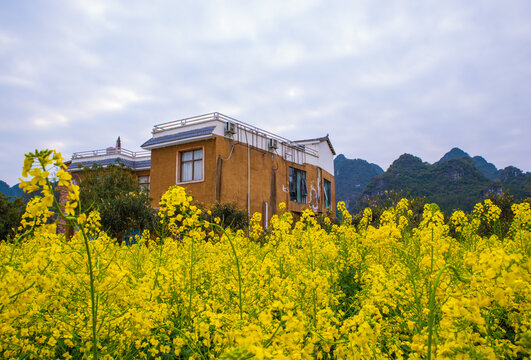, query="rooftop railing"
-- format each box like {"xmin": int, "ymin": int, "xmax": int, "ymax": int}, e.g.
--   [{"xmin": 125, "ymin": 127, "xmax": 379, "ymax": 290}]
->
[
  {"xmin": 72, "ymin": 147, "xmax": 150, "ymax": 160},
  {"xmin": 151, "ymin": 112, "xmax": 318, "ymax": 157}
]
